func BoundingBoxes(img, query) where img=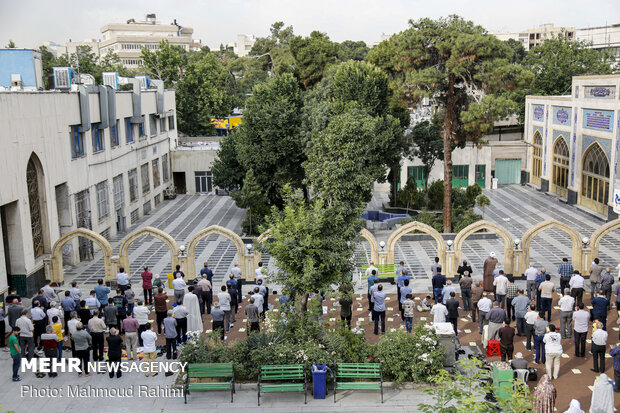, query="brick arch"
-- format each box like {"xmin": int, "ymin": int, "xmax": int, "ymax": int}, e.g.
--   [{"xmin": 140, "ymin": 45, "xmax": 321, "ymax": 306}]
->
[
  {"xmin": 186, "ymin": 225, "xmax": 246, "ymax": 280},
  {"xmin": 118, "ymin": 226, "xmax": 179, "ymax": 278},
  {"xmin": 521, "ymin": 219, "xmax": 583, "ymax": 273},
  {"xmin": 49, "ymin": 228, "xmax": 113, "ymax": 284},
  {"xmin": 454, "ymin": 220, "xmax": 514, "ymax": 275},
  {"xmin": 590, "ymin": 219, "xmax": 620, "ymax": 259},
  {"xmin": 386, "ymin": 221, "xmax": 446, "ymax": 266}
]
